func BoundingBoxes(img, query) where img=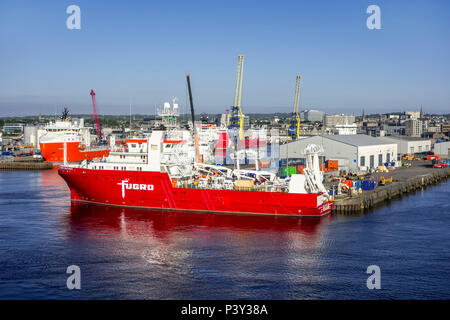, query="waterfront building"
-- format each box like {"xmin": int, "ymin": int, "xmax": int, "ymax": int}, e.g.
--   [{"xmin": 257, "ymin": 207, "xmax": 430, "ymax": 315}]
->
[
  {"xmin": 280, "ymin": 134, "xmax": 397, "ymax": 172},
  {"xmin": 434, "ymin": 141, "xmax": 450, "ymax": 158},
  {"xmin": 381, "ymin": 136, "xmax": 431, "ymax": 156}
]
